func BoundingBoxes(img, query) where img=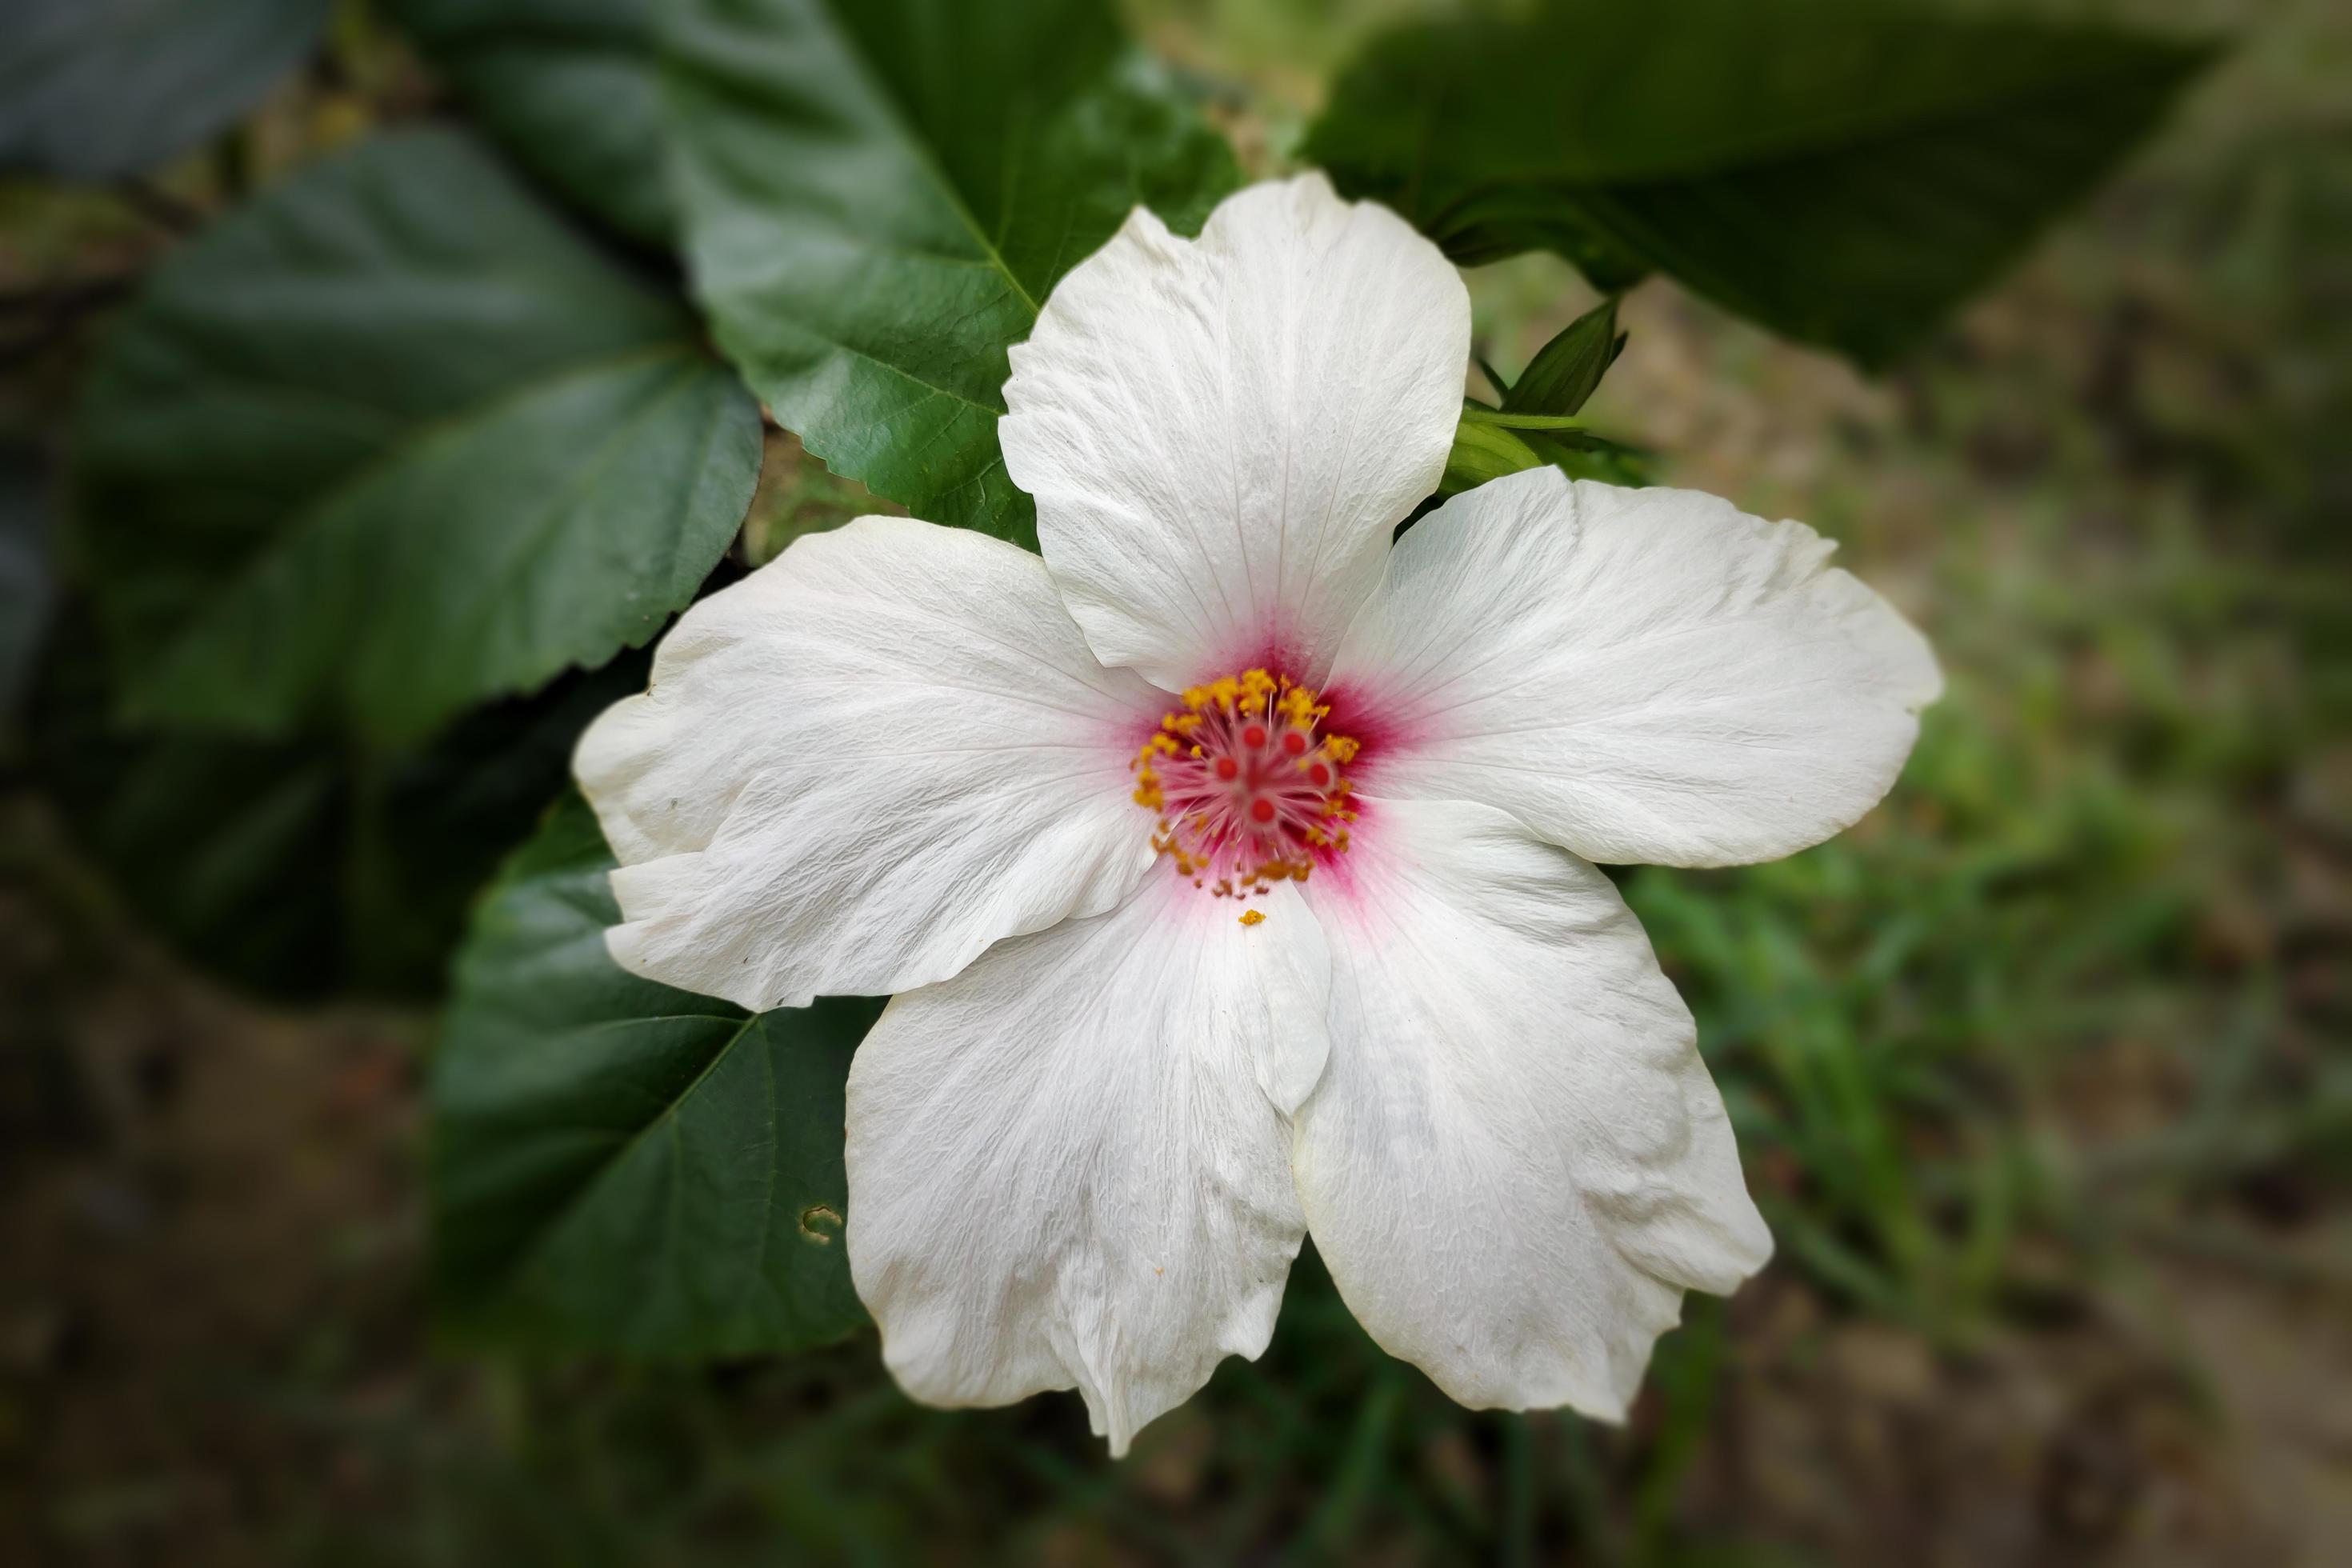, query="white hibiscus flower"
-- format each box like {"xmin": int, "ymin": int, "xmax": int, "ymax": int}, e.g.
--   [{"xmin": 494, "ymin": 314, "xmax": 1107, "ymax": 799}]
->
[{"xmin": 574, "ymin": 174, "xmax": 1941, "ymax": 1454}]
